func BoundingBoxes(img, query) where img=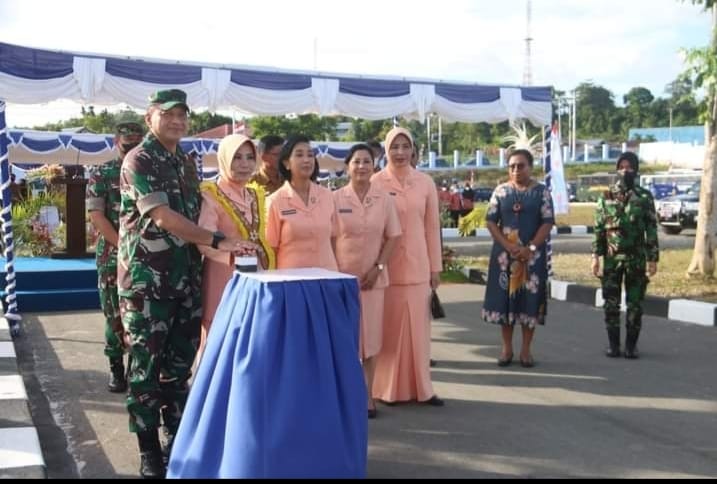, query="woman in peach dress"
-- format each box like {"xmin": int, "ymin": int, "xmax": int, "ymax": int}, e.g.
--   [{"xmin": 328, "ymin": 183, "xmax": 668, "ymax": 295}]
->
[
  {"xmin": 370, "ymin": 127, "xmax": 444, "ymax": 406},
  {"xmin": 333, "ymin": 144, "xmax": 401, "ymax": 418},
  {"xmin": 266, "ymin": 135, "xmax": 338, "ymax": 271},
  {"xmin": 197, "ymin": 134, "xmax": 275, "ymax": 359}
]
